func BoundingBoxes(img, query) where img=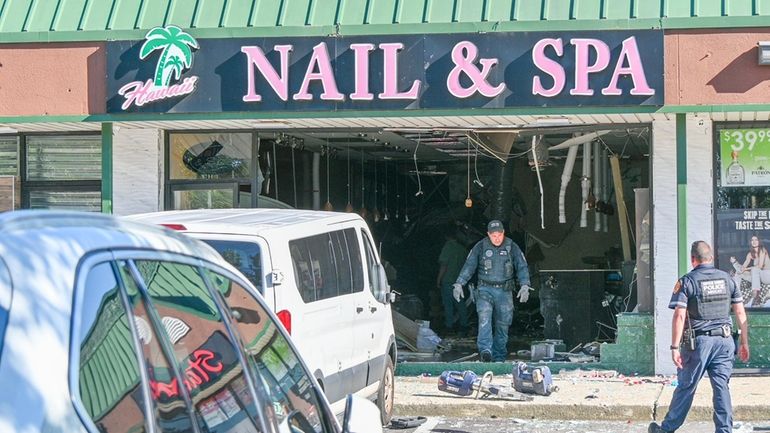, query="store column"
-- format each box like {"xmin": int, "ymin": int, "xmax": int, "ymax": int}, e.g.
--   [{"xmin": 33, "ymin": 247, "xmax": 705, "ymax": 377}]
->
[
  {"xmin": 112, "ymin": 127, "xmax": 163, "ymax": 216},
  {"xmin": 652, "ymin": 117, "xmax": 679, "ymax": 375}
]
